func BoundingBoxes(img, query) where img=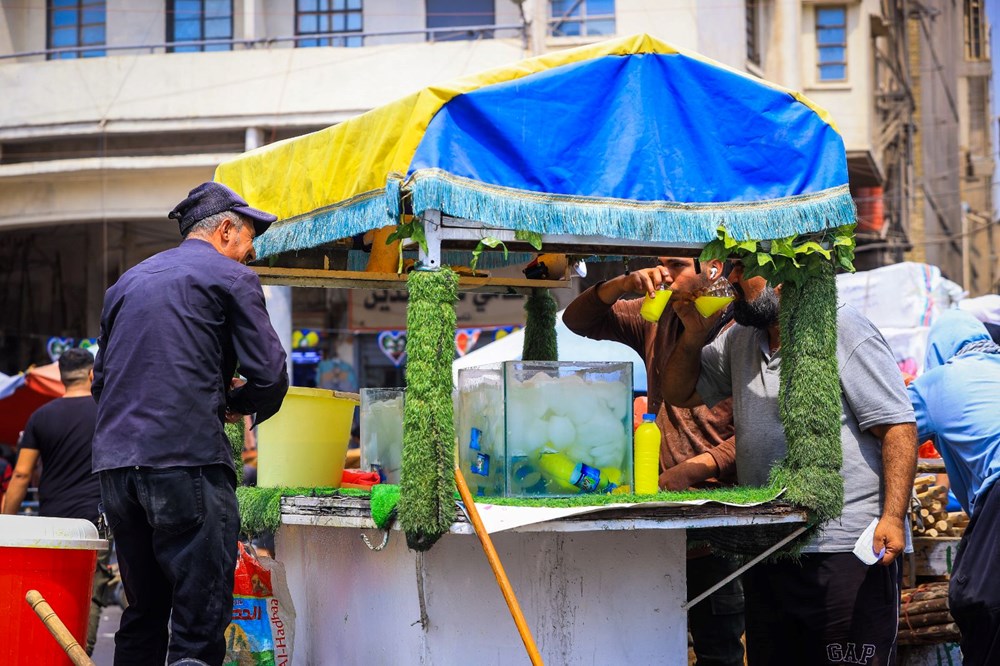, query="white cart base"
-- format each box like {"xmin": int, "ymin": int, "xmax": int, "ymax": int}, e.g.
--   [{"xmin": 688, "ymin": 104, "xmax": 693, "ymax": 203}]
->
[{"xmin": 277, "ymin": 523, "xmax": 687, "ymax": 665}]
